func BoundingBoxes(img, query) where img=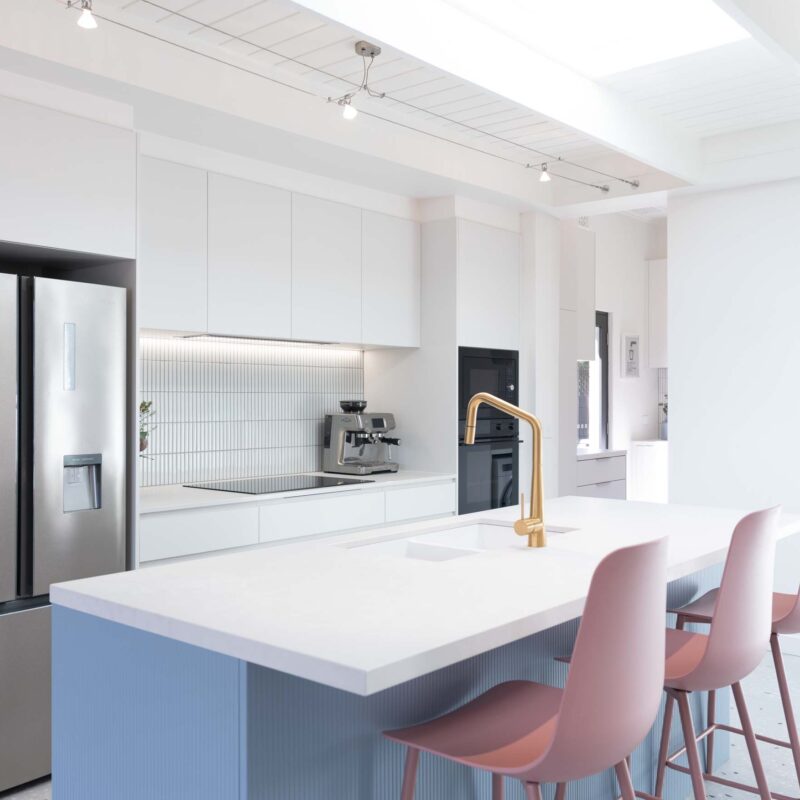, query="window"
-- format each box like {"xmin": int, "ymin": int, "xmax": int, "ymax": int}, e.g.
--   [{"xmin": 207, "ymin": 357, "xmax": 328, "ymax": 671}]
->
[{"xmin": 577, "ymin": 311, "xmax": 609, "ymax": 450}]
